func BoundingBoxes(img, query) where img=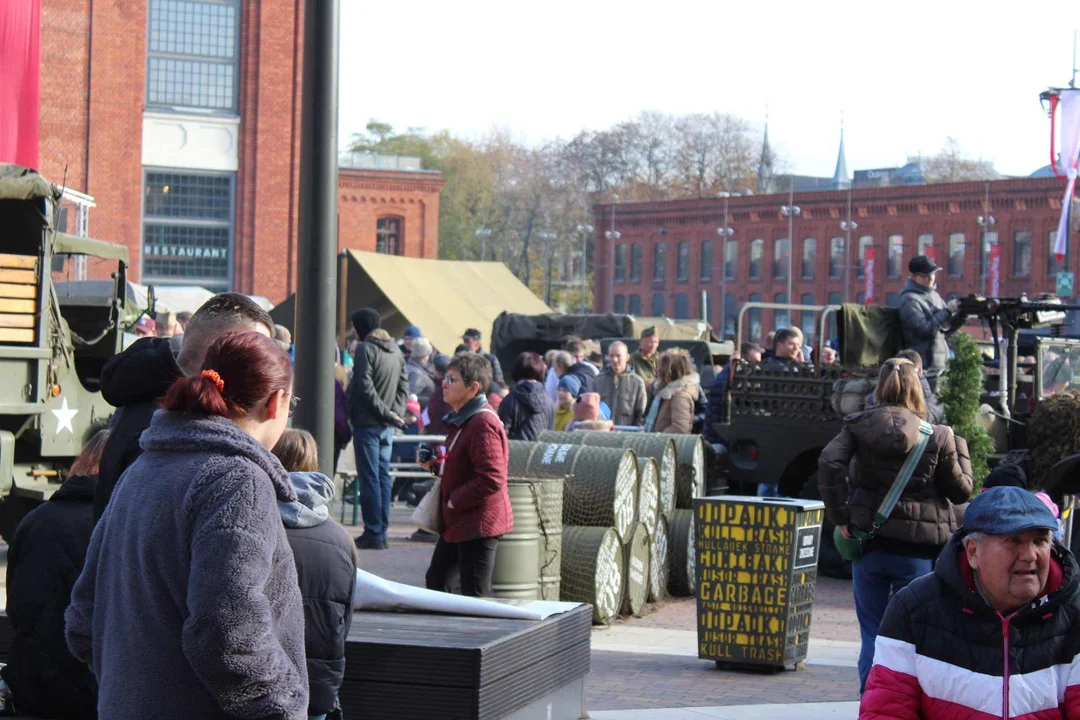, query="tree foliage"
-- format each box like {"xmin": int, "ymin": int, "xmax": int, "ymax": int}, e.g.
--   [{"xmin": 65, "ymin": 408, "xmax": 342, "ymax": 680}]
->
[
  {"xmin": 347, "ymin": 112, "xmax": 769, "ymax": 309},
  {"xmin": 923, "ymin": 137, "xmax": 999, "ymax": 184},
  {"xmin": 939, "ymin": 331, "xmax": 995, "ymax": 490}
]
